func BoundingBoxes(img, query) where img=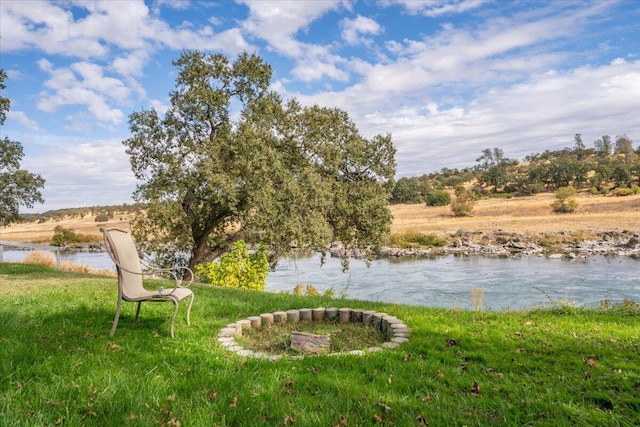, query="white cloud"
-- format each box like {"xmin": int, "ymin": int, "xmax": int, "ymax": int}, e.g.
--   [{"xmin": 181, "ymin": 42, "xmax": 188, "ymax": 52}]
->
[
  {"xmin": 1, "ymin": 1, "xmax": 252, "ymax": 59},
  {"xmin": 240, "ymin": 0, "xmax": 350, "ymax": 81},
  {"xmin": 341, "ymin": 15, "xmax": 382, "ymax": 46},
  {"xmin": 36, "ymin": 61, "xmax": 127, "ymax": 126},
  {"xmin": 22, "ymin": 139, "xmax": 137, "ymax": 211},
  {"xmin": 391, "ymin": 0, "xmax": 491, "ymax": 17},
  {"xmin": 111, "ymin": 50, "xmax": 149, "ymax": 78},
  {"xmin": 7, "ymin": 110, "xmax": 41, "ymax": 131},
  {"xmin": 391, "ymin": 59, "xmax": 640, "ymax": 175}
]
